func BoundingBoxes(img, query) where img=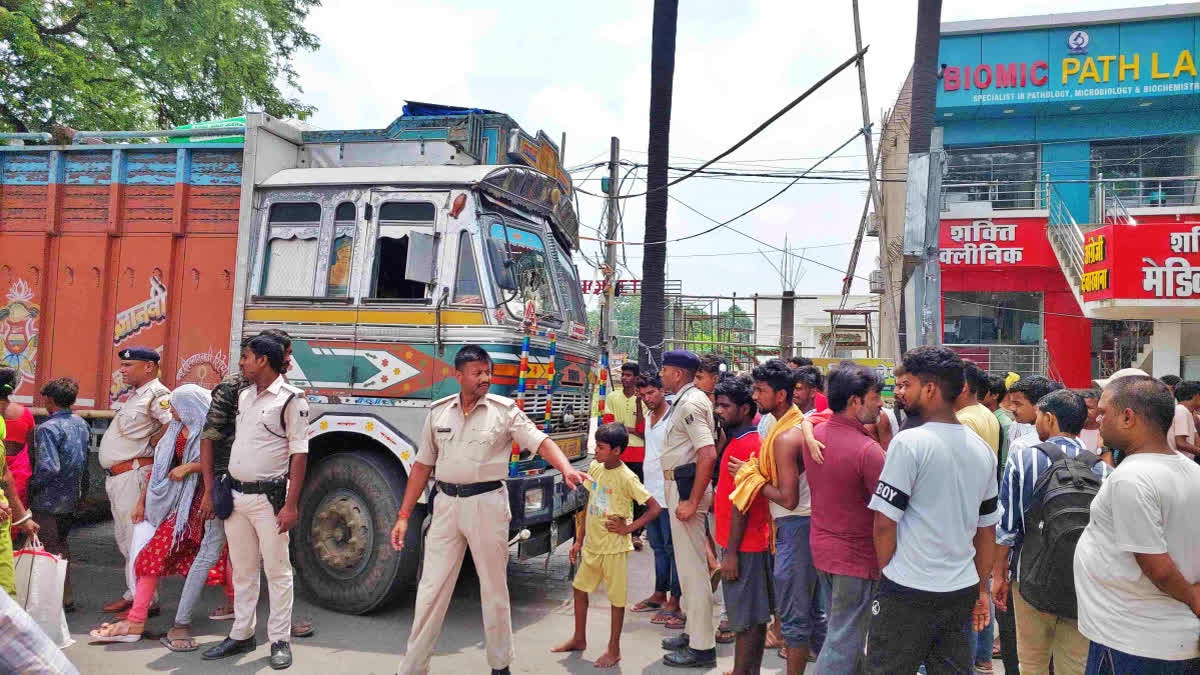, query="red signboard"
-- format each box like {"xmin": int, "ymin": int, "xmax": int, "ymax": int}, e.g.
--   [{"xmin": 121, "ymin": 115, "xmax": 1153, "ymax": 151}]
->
[
  {"xmin": 1082, "ymin": 216, "xmax": 1200, "ymax": 301},
  {"xmin": 939, "ymin": 217, "xmax": 1057, "ymax": 268}
]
